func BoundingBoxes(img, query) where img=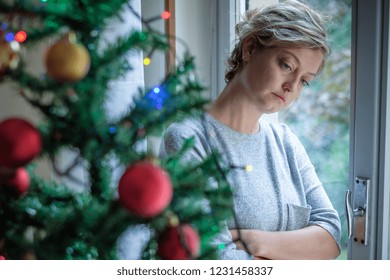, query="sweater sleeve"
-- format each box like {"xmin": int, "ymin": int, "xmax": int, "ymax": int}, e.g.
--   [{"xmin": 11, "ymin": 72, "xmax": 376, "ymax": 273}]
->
[
  {"xmin": 159, "ymin": 122, "xmax": 206, "ymax": 163},
  {"xmin": 159, "ymin": 121, "xmax": 253, "ymax": 260},
  {"xmin": 290, "ymin": 130, "xmax": 342, "ymax": 250},
  {"xmin": 211, "ymin": 222, "xmax": 254, "ymax": 260}
]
